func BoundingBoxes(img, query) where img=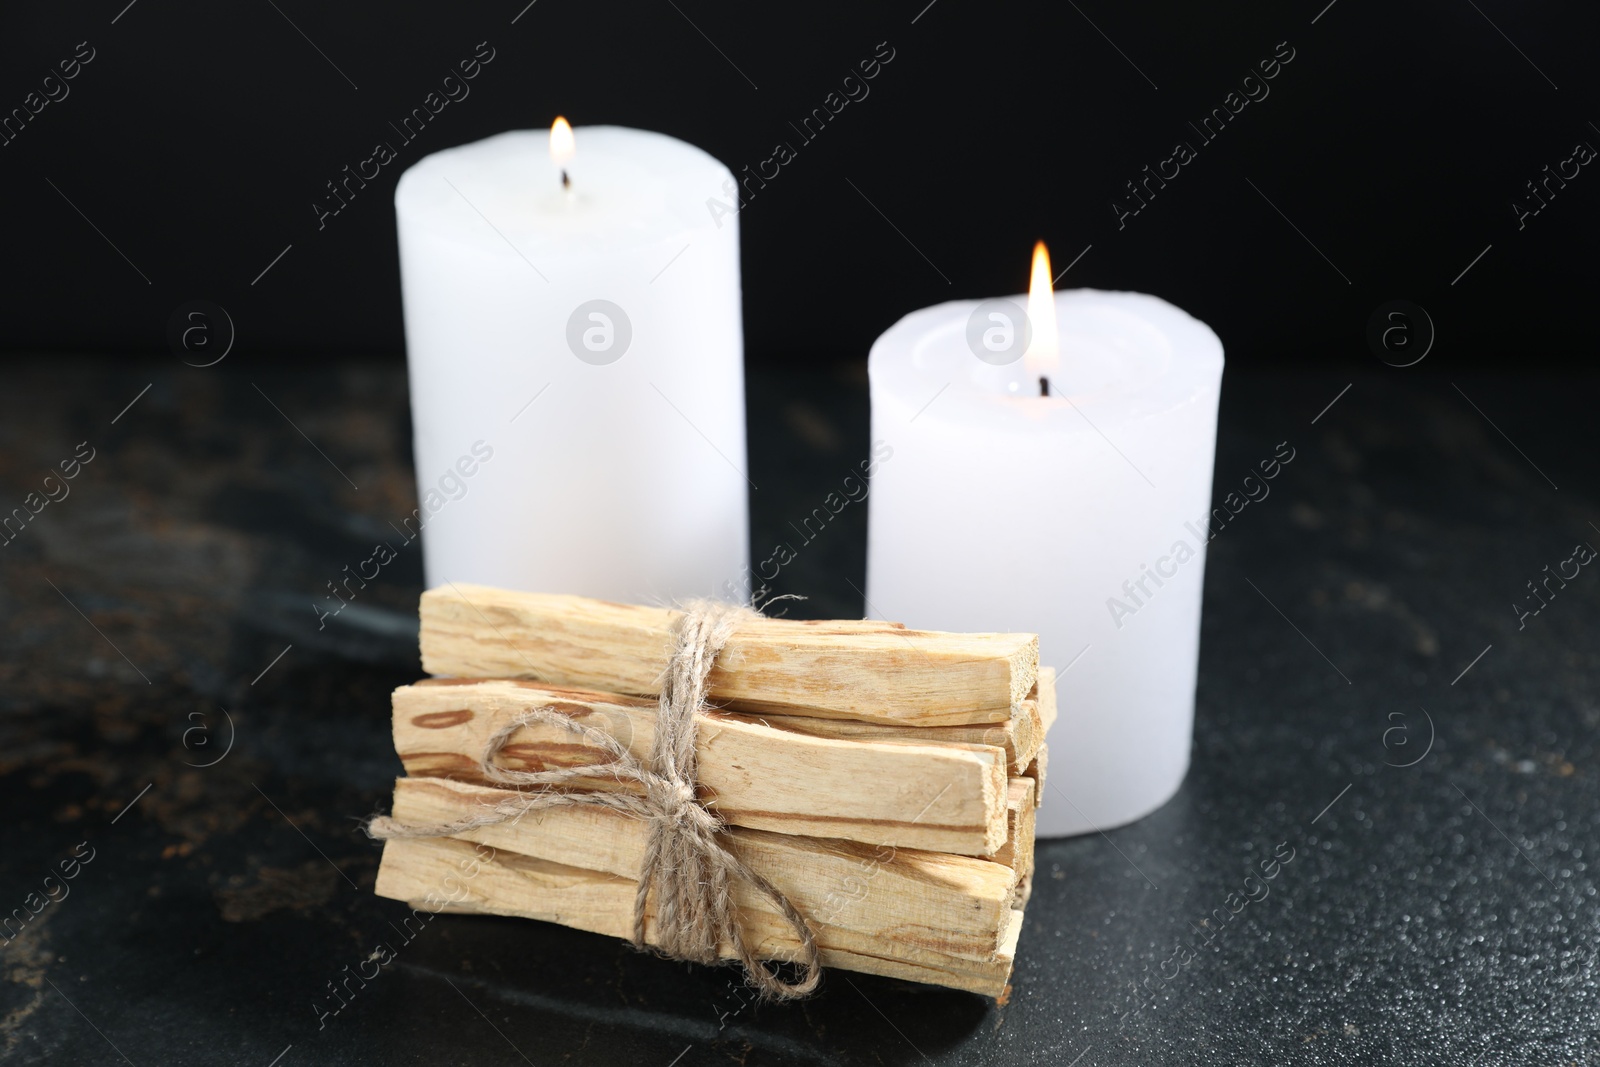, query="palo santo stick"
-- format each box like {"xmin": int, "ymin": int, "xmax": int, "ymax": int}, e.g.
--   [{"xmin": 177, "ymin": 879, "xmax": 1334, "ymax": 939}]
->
[
  {"xmin": 386, "ymin": 776, "xmax": 1017, "ymax": 962},
  {"xmin": 993, "ymin": 778, "xmax": 1037, "ymax": 886},
  {"xmin": 395, "ymin": 679, "xmax": 1009, "ymax": 856},
  {"xmin": 419, "ymin": 584, "xmax": 1037, "ymax": 726},
  {"xmin": 1025, "ymin": 663, "xmax": 1055, "ymax": 807},
  {"xmin": 737, "ymin": 667, "xmax": 1057, "ymax": 775},
  {"xmin": 377, "ymin": 834, "xmax": 1018, "ymax": 996},
  {"xmin": 1036, "ymin": 665, "xmax": 1058, "ymax": 737},
  {"xmin": 1023, "ymin": 743, "xmax": 1048, "ymax": 809}
]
